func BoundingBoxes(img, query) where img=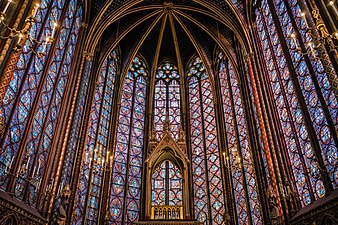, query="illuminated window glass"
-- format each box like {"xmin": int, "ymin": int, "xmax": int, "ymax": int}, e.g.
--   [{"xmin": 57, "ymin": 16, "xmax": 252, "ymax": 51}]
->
[
  {"xmin": 217, "ymin": 54, "xmax": 262, "ymax": 225},
  {"xmin": 72, "ymin": 49, "xmax": 119, "ymax": 224},
  {"xmin": 154, "ymin": 62, "xmax": 180, "ymax": 140},
  {"xmin": 151, "ymin": 160, "xmax": 183, "ymax": 206},
  {"xmin": 109, "ymin": 56, "xmax": 148, "ymax": 224},
  {"xmin": 188, "ymin": 56, "xmax": 225, "ymax": 224},
  {"xmin": 0, "ymin": 0, "xmax": 83, "ymax": 207}
]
